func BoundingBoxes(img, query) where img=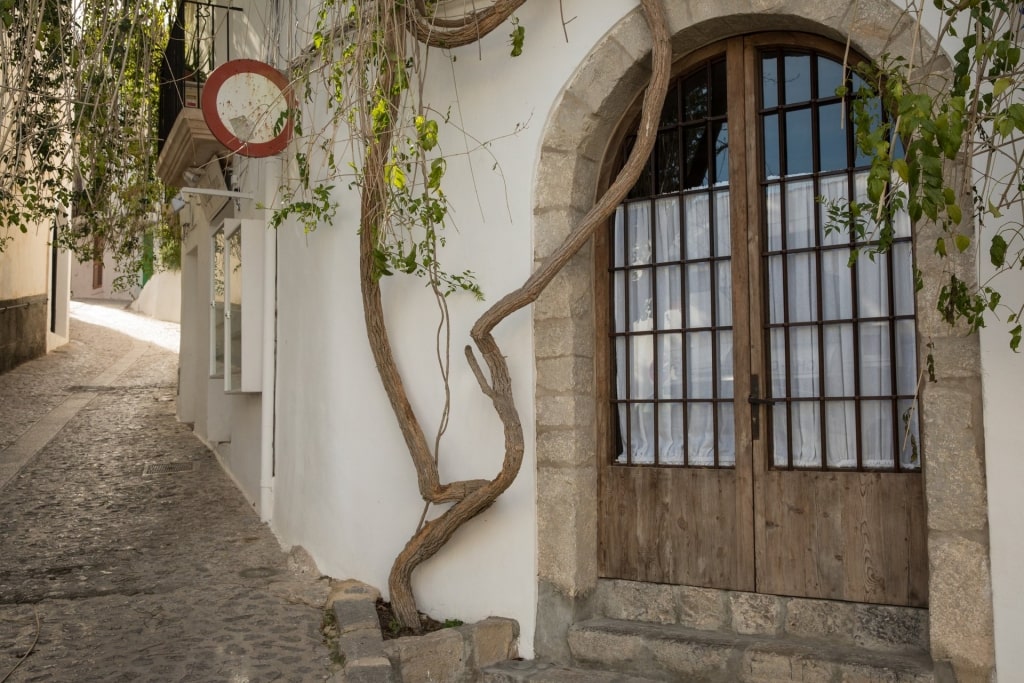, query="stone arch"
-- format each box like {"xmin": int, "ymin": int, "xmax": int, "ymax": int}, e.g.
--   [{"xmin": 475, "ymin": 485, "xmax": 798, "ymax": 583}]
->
[{"xmin": 531, "ymin": 2, "xmax": 993, "ymax": 678}]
